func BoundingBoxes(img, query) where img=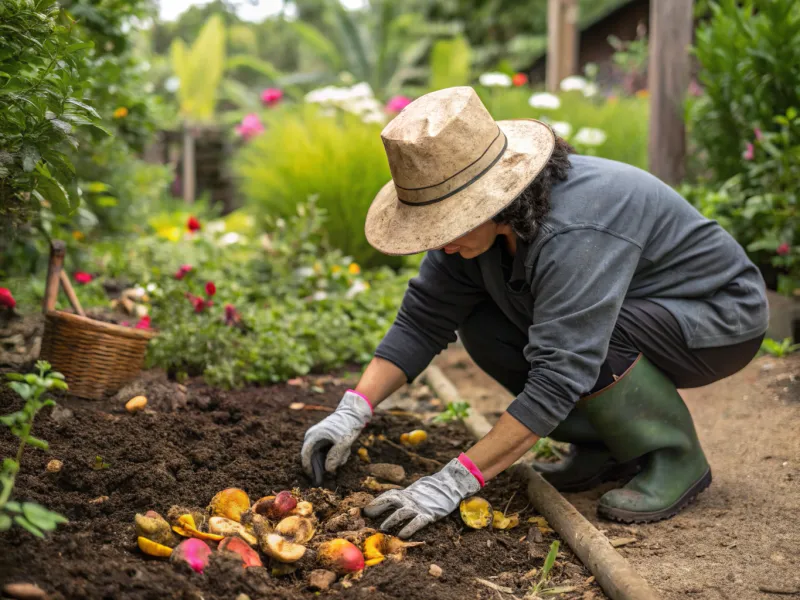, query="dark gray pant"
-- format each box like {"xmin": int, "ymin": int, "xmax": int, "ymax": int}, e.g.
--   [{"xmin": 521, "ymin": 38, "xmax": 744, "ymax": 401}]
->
[{"xmin": 458, "ymin": 298, "xmax": 763, "ymax": 399}]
